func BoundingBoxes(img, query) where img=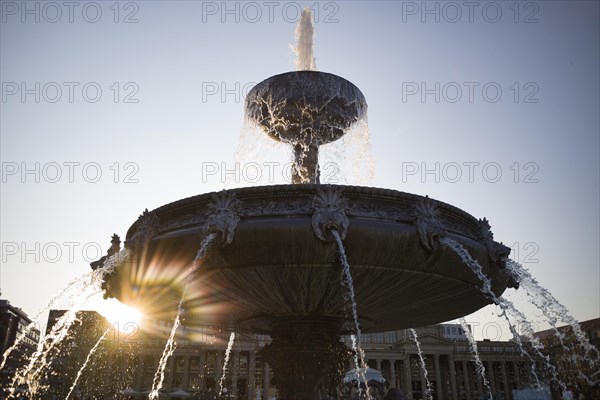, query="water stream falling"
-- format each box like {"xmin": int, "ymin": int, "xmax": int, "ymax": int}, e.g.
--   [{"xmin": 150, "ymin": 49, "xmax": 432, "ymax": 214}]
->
[
  {"xmin": 8, "ymin": 309, "xmax": 81, "ymax": 399},
  {"xmin": 6, "ymin": 249, "xmax": 129, "ymax": 399},
  {"xmin": 148, "ymin": 233, "xmax": 216, "ymax": 399},
  {"xmin": 148, "ymin": 302, "xmax": 182, "ymax": 400},
  {"xmin": 331, "ymin": 230, "xmax": 371, "ymax": 398},
  {"xmin": 440, "ymin": 237, "xmax": 565, "ymax": 391},
  {"xmin": 409, "ymin": 328, "xmax": 433, "ymax": 400},
  {"xmin": 506, "ymin": 259, "xmax": 600, "ymax": 381},
  {"xmin": 219, "ymin": 331, "xmax": 236, "ymax": 396},
  {"xmin": 65, "ymin": 326, "xmax": 113, "ymax": 400},
  {"xmin": 319, "ymin": 118, "xmax": 375, "ymax": 186},
  {"xmin": 1, "ymin": 272, "xmax": 104, "ymax": 371},
  {"xmin": 459, "ymin": 317, "xmax": 492, "ymax": 399}
]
